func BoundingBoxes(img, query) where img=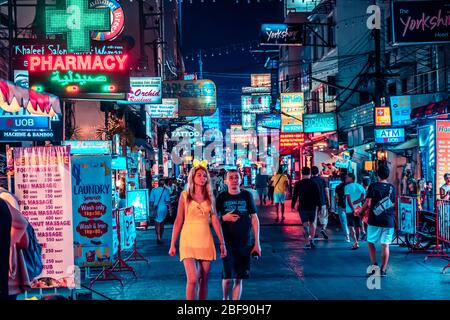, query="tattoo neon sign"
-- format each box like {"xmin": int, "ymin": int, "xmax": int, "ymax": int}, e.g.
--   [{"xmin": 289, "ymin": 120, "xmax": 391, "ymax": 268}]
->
[{"xmin": 28, "ymin": 54, "xmax": 128, "ymax": 72}]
